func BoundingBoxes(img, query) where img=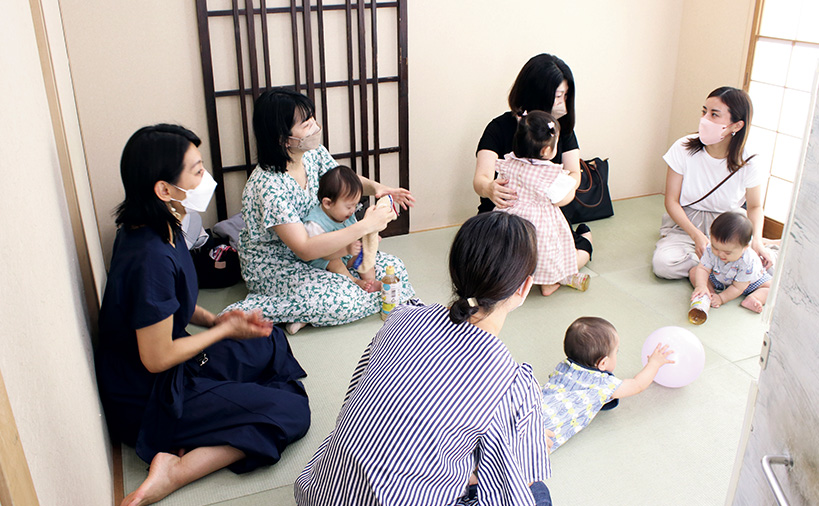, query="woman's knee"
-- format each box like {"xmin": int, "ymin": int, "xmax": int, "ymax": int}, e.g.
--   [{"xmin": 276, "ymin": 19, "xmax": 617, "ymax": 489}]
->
[{"xmin": 652, "ymin": 244, "xmax": 694, "ymax": 280}]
